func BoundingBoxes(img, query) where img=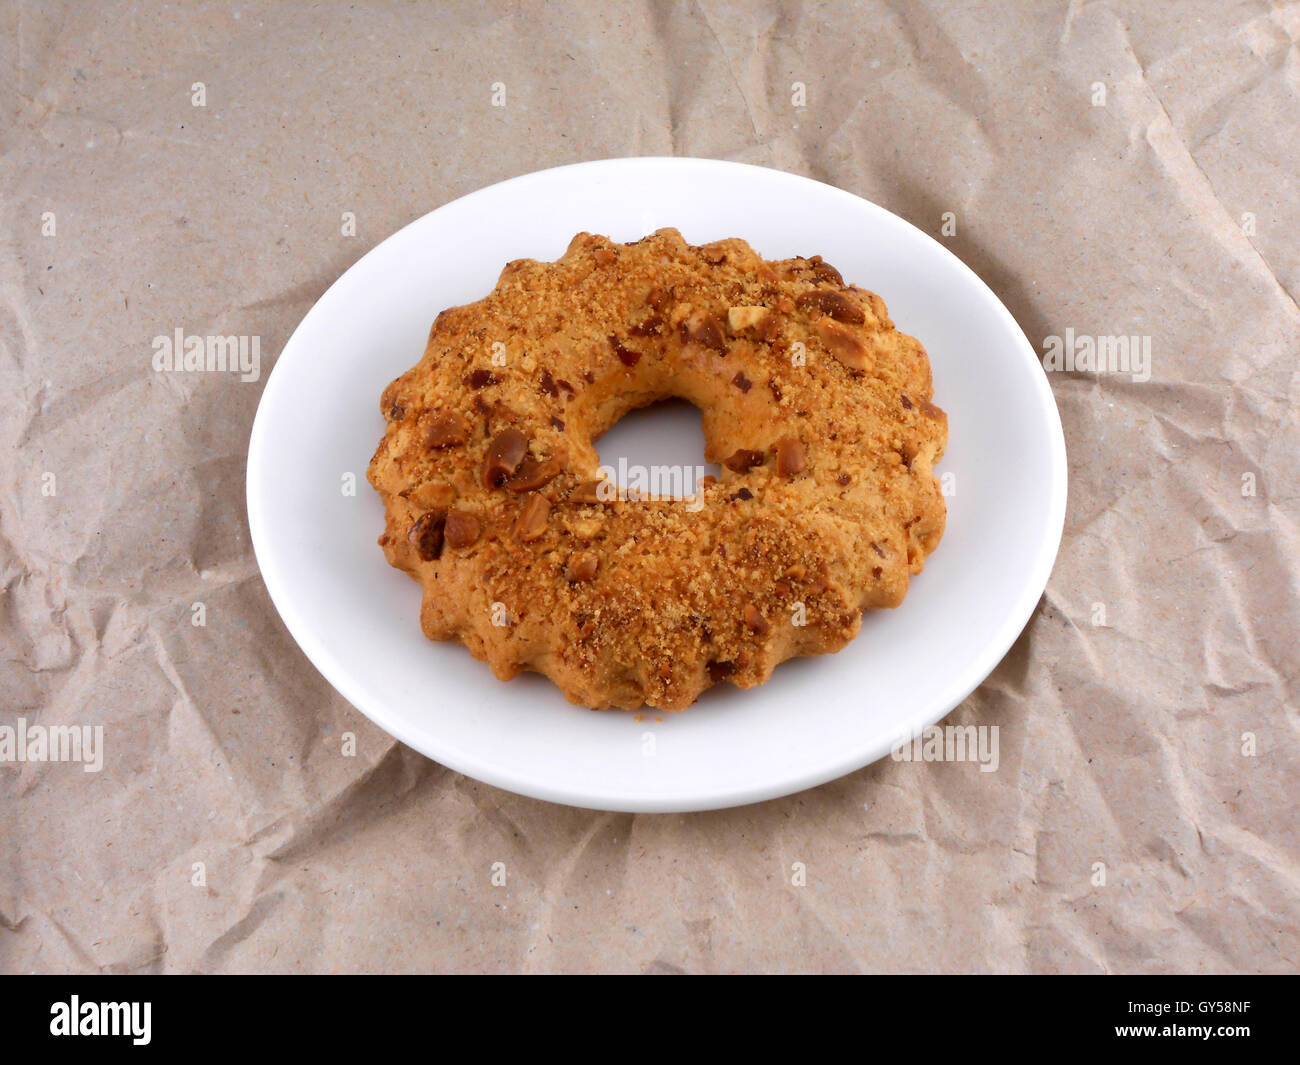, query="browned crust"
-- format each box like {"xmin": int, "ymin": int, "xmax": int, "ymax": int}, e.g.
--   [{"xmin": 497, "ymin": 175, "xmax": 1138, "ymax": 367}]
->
[{"xmin": 368, "ymin": 228, "xmax": 947, "ymax": 710}]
